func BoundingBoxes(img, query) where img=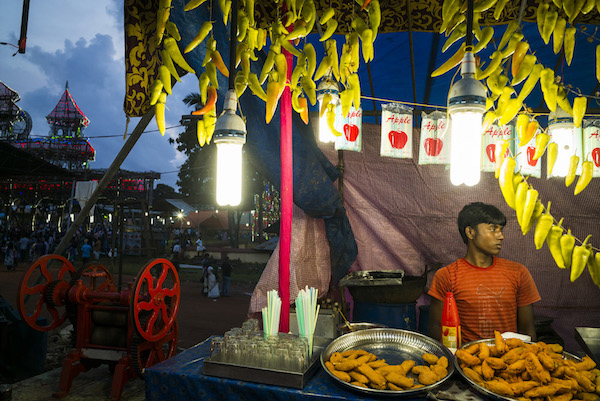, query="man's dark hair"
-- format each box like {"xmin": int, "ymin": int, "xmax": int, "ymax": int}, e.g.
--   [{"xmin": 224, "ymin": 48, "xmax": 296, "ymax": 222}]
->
[{"xmin": 458, "ymin": 202, "xmax": 506, "ymax": 244}]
